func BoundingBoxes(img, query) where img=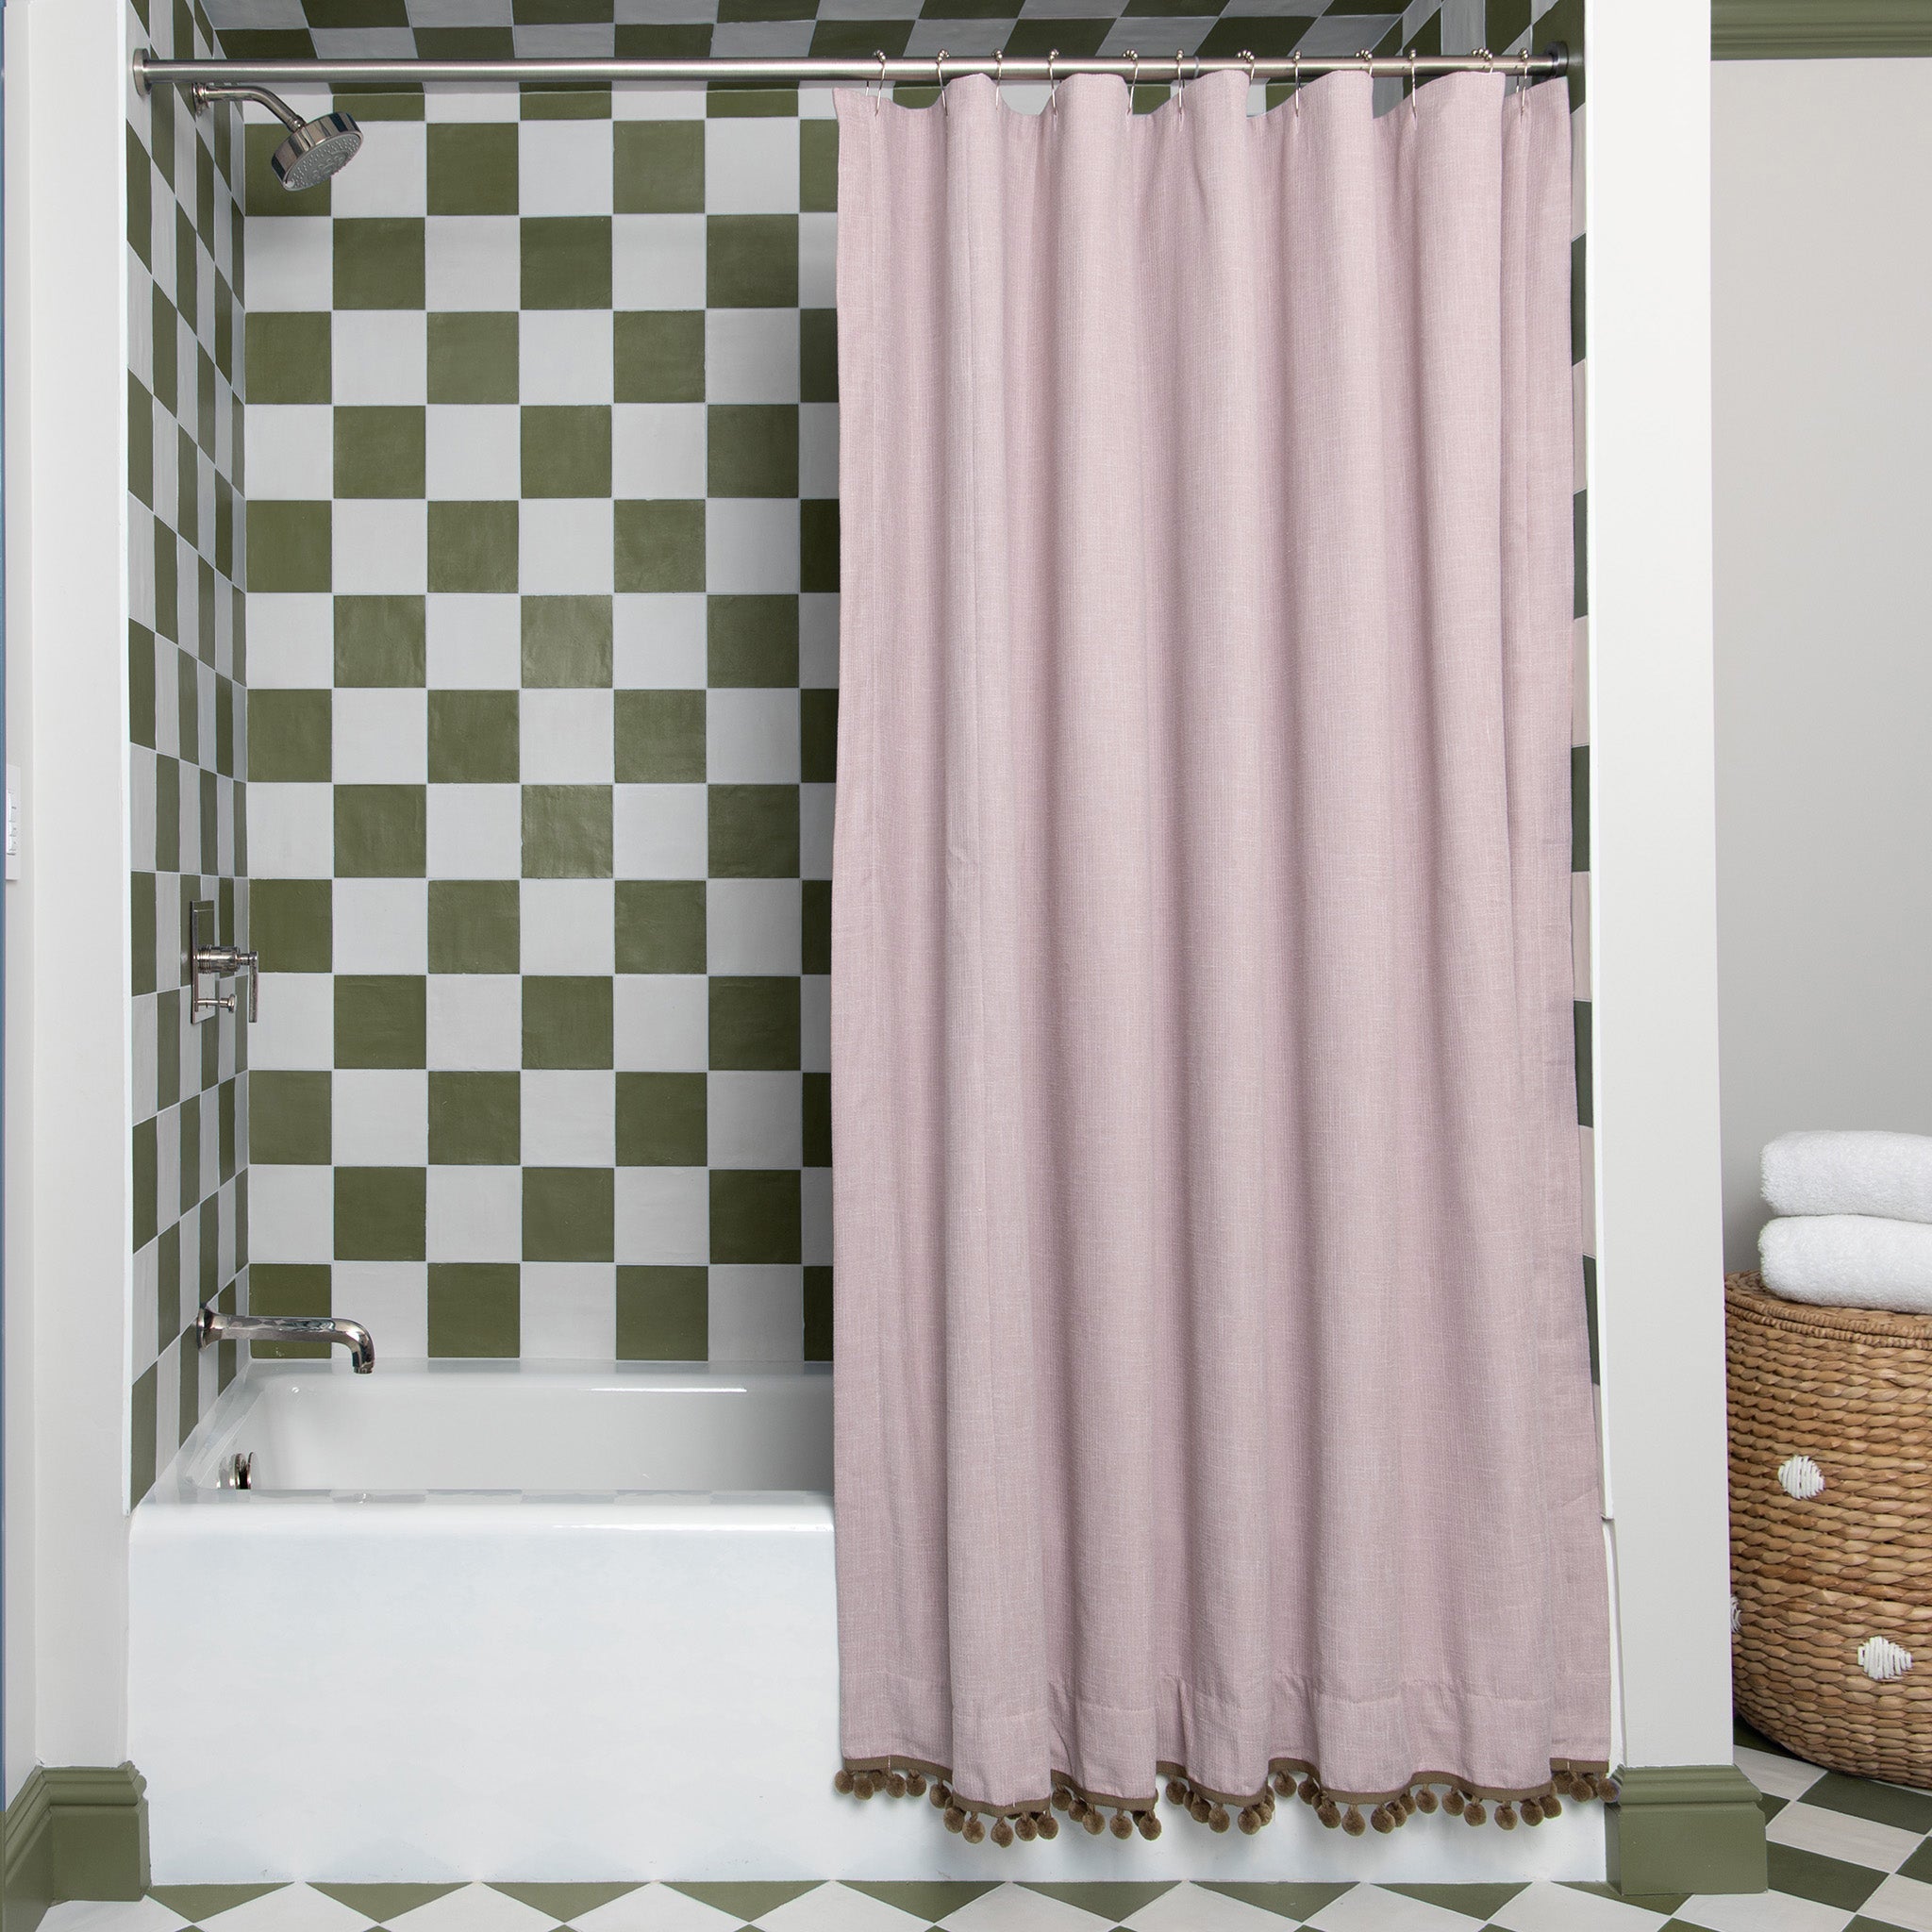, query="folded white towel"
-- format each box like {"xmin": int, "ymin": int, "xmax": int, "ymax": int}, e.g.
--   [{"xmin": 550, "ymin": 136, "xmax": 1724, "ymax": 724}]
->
[
  {"xmin": 1761, "ymin": 1129, "xmax": 1932, "ymax": 1225},
  {"xmin": 1758, "ymin": 1214, "xmax": 1932, "ymax": 1315}
]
